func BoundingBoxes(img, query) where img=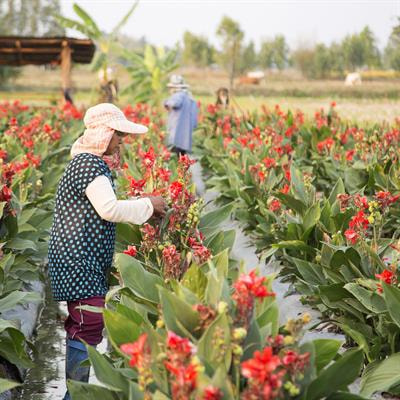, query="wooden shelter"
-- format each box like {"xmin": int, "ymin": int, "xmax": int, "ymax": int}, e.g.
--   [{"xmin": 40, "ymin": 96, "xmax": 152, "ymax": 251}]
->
[{"xmin": 0, "ymin": 36, "xmax": 96, "ymax": 102}]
